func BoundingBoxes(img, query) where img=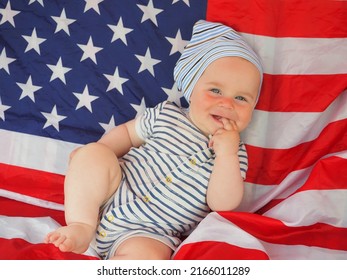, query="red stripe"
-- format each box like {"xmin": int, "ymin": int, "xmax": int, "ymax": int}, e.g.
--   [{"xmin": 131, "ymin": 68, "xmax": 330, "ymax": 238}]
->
[
  {"xmin": 0, "ymin": 163, "xmax": 64, "ymax": 204},
  {"xmin": 207, "ymin": 0, "xmax": 347, "ymax": 38},
  {"xmin": 0, "ymin": 197, "xmax": 66, "ymax": 226},
  {"xmin": 0, "ymin": 238, "xmax": 98, "ymax": 260},
  {"xmin": 220, "ymin": 212, "xmax": 347, "ymax": 251},
  {"xmin": 173, "ymin": 241, "xmax": 269, "ymax": 260},
  {"xmin": 297, "ymin": 156, "xmax": 347, "ymax": 191},
  {"xmin": 257, "ymin": 74, "xmax": 347, "ymax": 112},
  {"xmin": 246, "ymin": 119, "xmax": 347, "ymax": 185},
  {"xmin": 256, "ymin": 199, "xmax": 283, "ymax": 216},
  {"xmin": 256, "ymin": 156, "xmax": 347, "ymax": 214}
]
